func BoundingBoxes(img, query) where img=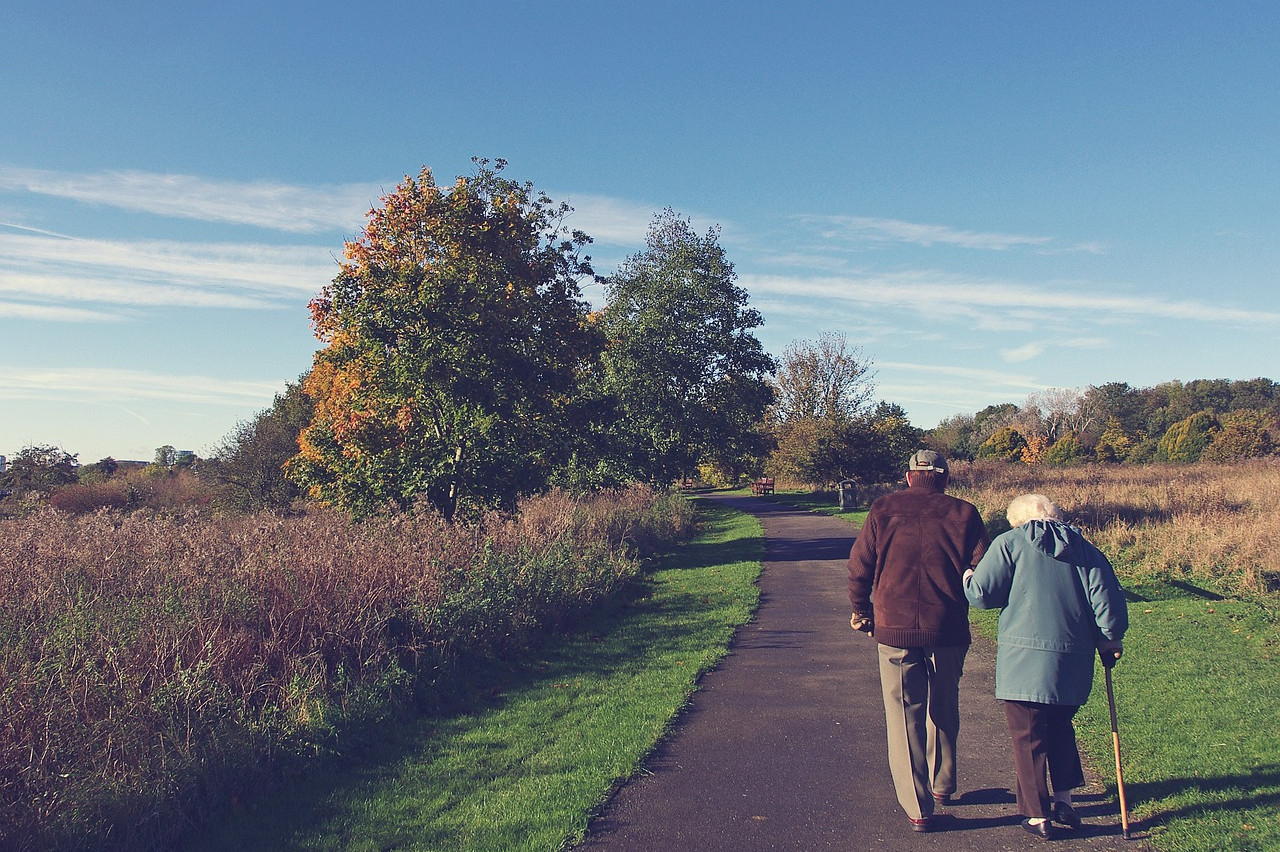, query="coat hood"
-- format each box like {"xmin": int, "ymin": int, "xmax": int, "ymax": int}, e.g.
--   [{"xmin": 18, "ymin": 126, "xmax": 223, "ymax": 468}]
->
[{"xmin": 1020, "ymin": 519, "xmax": 1088, "ymax": 563}]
